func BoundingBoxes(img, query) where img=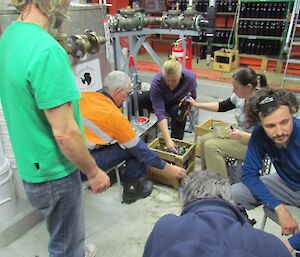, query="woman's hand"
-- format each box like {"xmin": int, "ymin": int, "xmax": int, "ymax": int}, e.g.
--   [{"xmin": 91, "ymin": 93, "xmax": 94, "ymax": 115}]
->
[
  {"xmin": 227, "ymin": 128, "xmax": 243, "ymax": 140},
  {"xmin": 227, "ymin": 128, "xmax": 251, "ymax": 143},
  {"xmin": 184, "ymin": 97, "xmax": 197, "ymax": 107},
  {"xmin": 166, "ymin": 138, "xmax": 178, "ymax": 154}
]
